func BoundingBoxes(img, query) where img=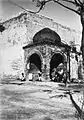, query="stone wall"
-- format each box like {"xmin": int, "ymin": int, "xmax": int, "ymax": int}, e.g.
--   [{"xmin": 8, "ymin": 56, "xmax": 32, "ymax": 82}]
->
[{"xmin": 0, "ymin": 11, "xmax": 82, "ymax": 80}]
